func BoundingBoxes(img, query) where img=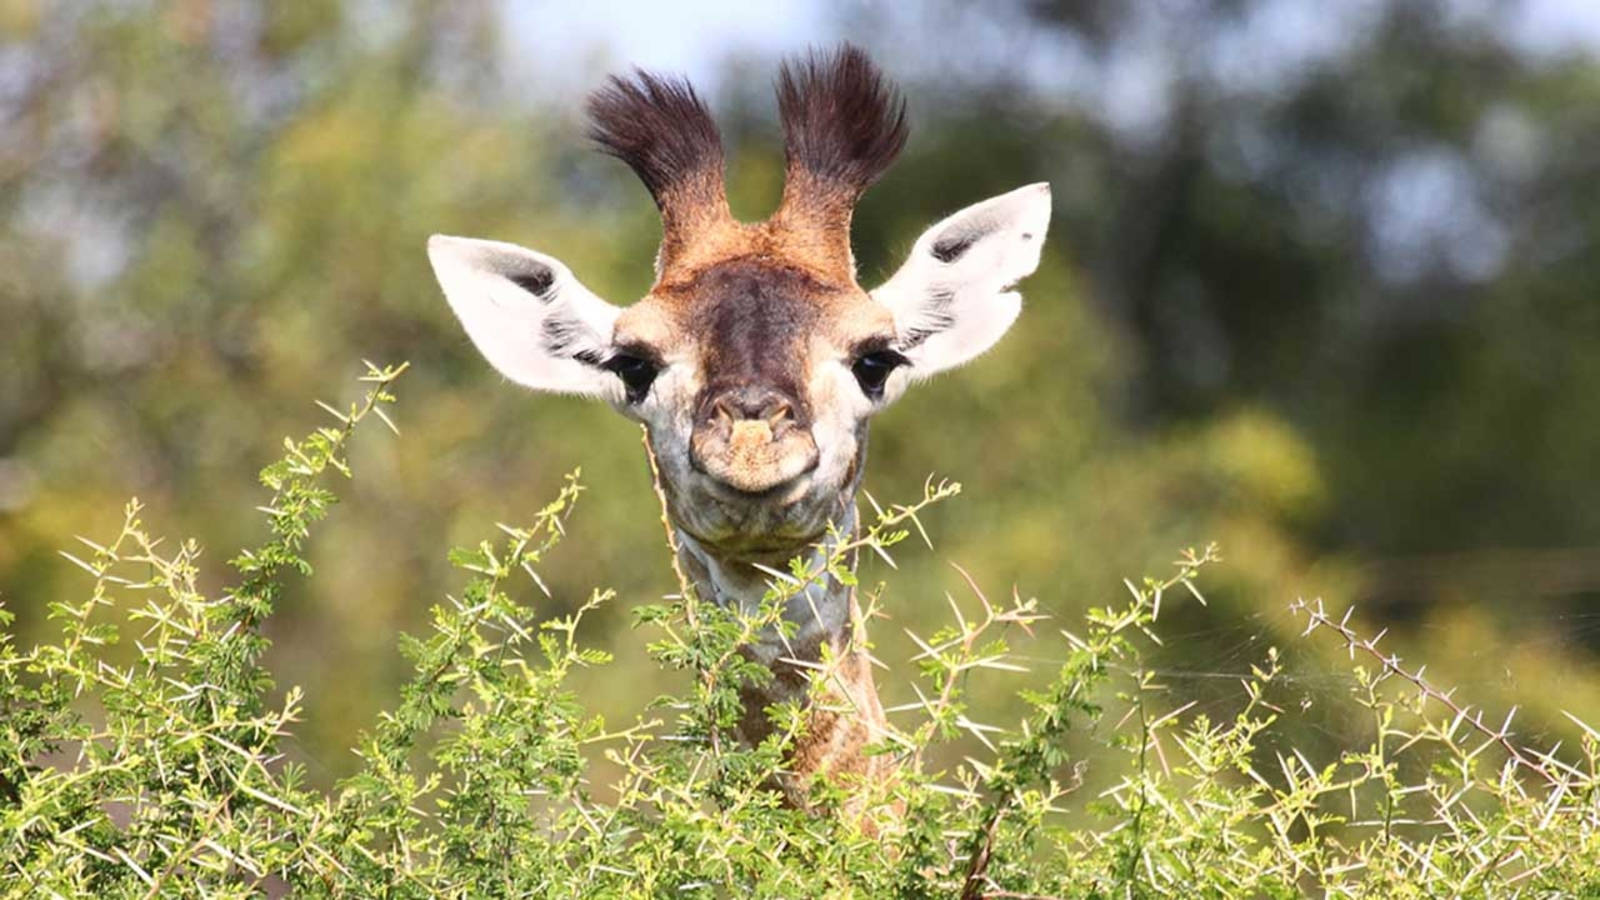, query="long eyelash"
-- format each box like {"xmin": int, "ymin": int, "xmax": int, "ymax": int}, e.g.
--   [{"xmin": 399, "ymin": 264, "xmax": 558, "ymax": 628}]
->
[
  {"xmin": 848, "ymin": 336, "xmax": 896, "ymax": 358},
  {"xmin": 606, "ymin": 344, "xmax": 662, "ymax": 368},
  {"xmin": 854, "ymin": 348, "xmax": 909, "ymax": 369}
]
